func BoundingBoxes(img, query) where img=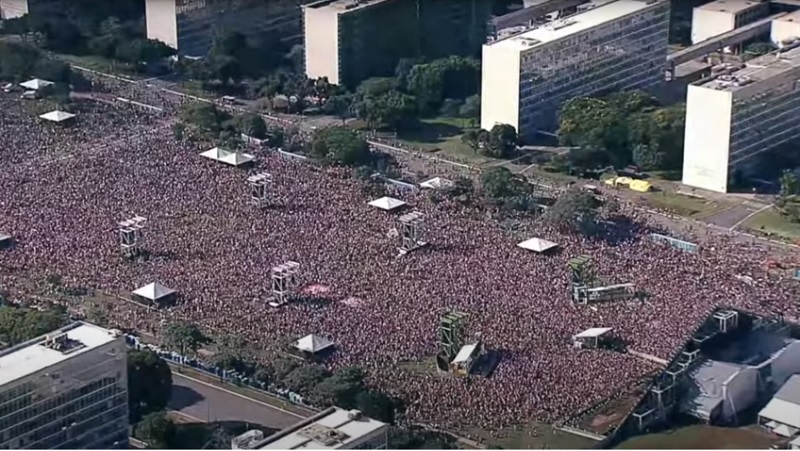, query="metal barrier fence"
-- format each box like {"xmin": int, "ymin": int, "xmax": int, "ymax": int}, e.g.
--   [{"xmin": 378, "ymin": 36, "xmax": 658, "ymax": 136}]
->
[
  {"xmin": 124, "ymin": 335, "xmax": 315, "ymax": 410},
  {"xmin": 650, "ymin": 233, "xmax": 699, "ymax": 253}
]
